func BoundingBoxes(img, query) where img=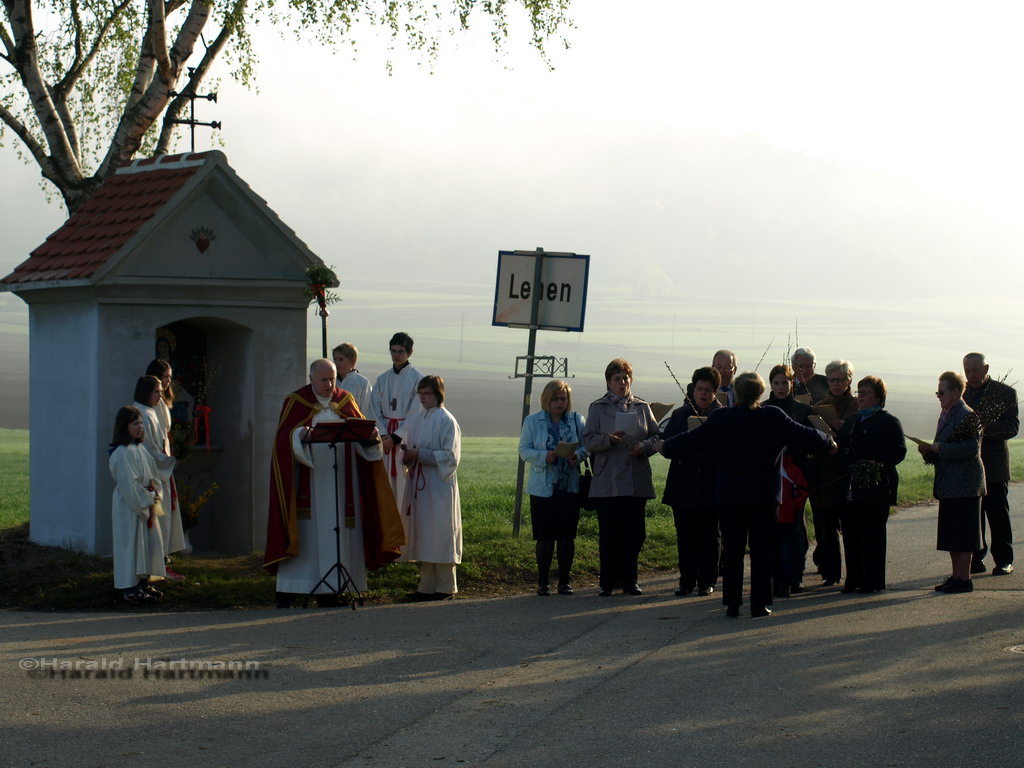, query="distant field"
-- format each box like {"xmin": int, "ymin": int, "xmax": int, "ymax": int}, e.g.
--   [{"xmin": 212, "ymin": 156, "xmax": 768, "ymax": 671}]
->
[
  {"xmin": 2, "ymin": 428, "xmax": 1021, "ymax": 535},
  {"xmin": 5, "ymin": 283, "xmax": 1024, "ymax": 438}
]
